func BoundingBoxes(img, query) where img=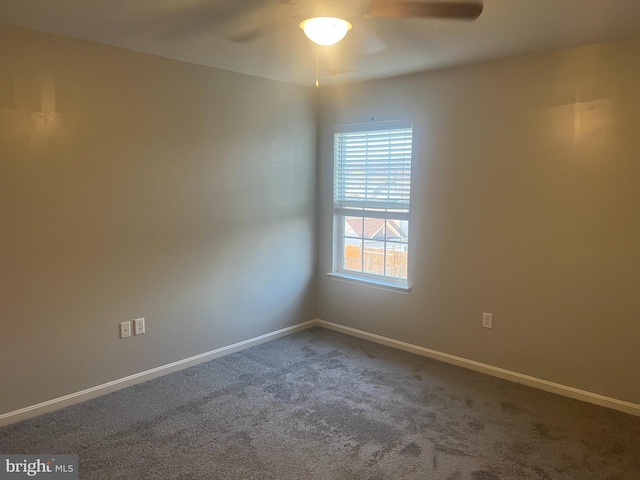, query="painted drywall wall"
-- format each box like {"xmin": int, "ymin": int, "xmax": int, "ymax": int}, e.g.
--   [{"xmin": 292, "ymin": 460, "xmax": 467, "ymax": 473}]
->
[
  {"xmin": 0, "ymin": 26, "xmax": 317, "ymax": 415},
  {"xmin": 317, "ymin": 39, "xmax": 640, "ymax": 405}
]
